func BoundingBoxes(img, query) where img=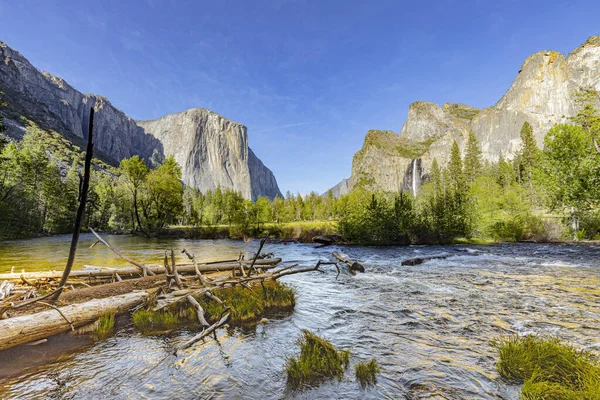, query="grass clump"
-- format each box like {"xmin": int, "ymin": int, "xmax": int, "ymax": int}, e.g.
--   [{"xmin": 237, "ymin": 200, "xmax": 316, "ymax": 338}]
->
[
  {"xmin": 199, "ymin": 281, "xmax": 296, "ymax": 325},
  {"xmin": 132, "ymin": 309, "xmax": 180, "ymax": 333},
  {"xmin": 355, "ymin": 359, "xmax": 381, "ymax": 388},
  {"xmin": 93, "ymin": 313, "xmax": 115, "ymax": 340},
  {"xmin": 491, "ymin": 335, "xmax": 600, "ymax": 399},
  {"xmin": 286, "ymin": 330, "xmax": 350, "ymax": 389}
]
